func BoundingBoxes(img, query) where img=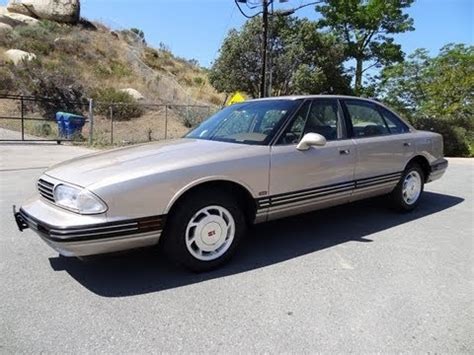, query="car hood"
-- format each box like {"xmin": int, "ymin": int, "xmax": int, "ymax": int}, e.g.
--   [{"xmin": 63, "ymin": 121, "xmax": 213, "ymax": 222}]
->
[{"xmin": 45, "ymin": 138, "xmax": 254, "ymax": 188}]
